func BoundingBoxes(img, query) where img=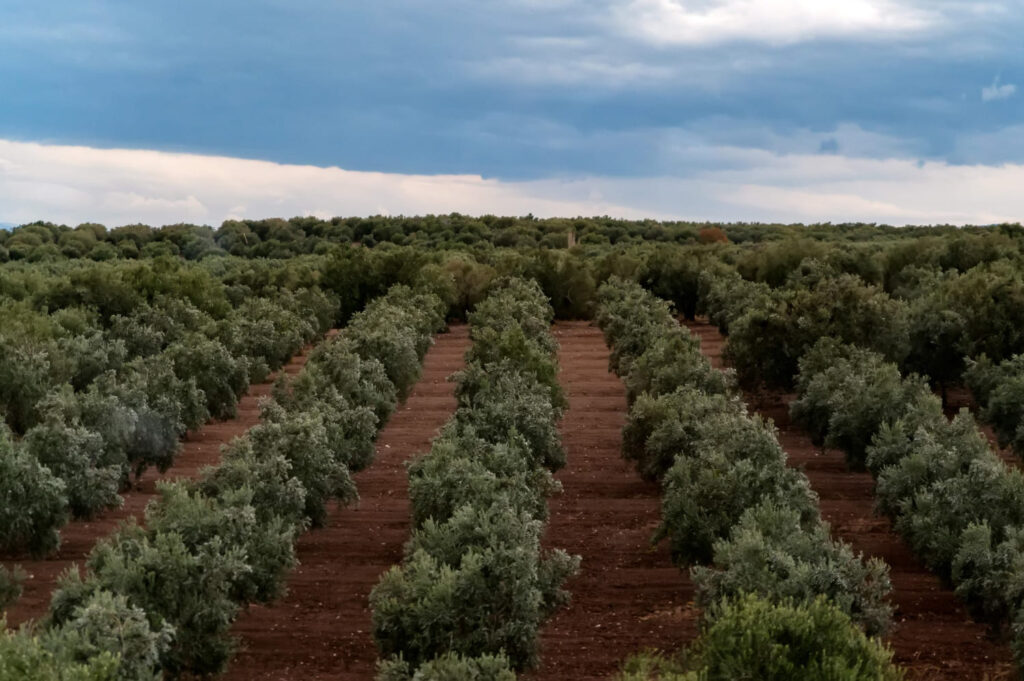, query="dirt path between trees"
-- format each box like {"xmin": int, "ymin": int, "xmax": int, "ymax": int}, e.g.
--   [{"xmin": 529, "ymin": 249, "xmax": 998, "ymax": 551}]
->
[
  {"xmin": 527, "ymin": 321, "xmax": 697, "ymax": 681},
  {"xmin": 222, "ymin": 324, "xmax": 469, "ymax": 681},
  {"xmin": 1, "ymin": 335, "xmax": 332, "ymax": 629},
  {"xmin": 685, "ymin": 319, "xmax": 1016, "ymax": 681}
]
